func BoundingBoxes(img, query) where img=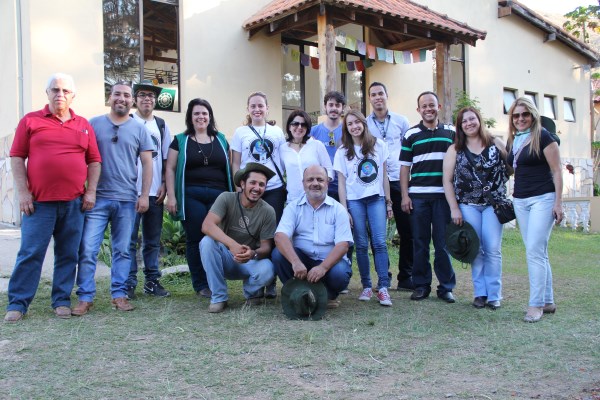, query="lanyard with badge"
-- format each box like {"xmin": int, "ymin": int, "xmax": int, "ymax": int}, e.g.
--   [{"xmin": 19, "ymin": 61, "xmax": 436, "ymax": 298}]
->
[{"xmin": 373, "ymin": 114, "xmax": 390, "ymax": 139}]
